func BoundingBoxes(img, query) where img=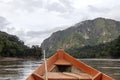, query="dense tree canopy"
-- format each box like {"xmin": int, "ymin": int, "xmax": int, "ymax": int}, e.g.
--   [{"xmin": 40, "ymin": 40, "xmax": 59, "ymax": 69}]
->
[
  {"xmin": 0, "ymin": 31, "xmax": 43, "ymax": 58},
  {"xmin": 108, "ymin": 36, "xmax": 120, "ymax": 58},
  {"xmin": 66, "ymin": 35, "xmax": 120, "ymax": 58}
]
